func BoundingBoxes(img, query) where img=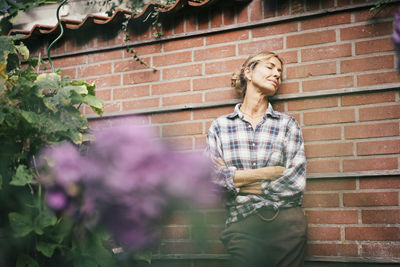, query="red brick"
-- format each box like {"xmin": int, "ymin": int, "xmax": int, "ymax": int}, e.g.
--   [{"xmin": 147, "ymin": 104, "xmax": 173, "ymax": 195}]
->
[
  {"xmin": 272, "ymin": 102, "xmax": 285, "ymax": 112},
  {"xmin": 77, "ymin": 63, "xmax": 112, "ymax": 78},
  {"xmin": 287, "ymin": 30, "xmax": 336, "ymax": 48},
  {"xmin": 305, "ymin": 142, "xmax": 354, "ymax": 158},
  {"xmin": 359, "ymin": 104, "xmax": 400, "ymax": 121},
  {"xmin": 341, "ymin": 55, "xmax": 394, "ymax": 73},
  {"xmin": 223, "ymin": 7, "xmax": 235, "ymax": 26},
  {"xmin": 354, "ymin": 5, "xmax": 397, "ymax": 22},
  {"xmin": 113, "ymin": 85, "xmax": 149, "ymax": 100},
  {"xmin": 357, "ymin": 139, "xmax": 400, "ymax": 156},
  {"xmin": 124, "ymin": 43, "xmax": 162, "ymax": 56},
  {"xmin": 362, "ymin": 244, "xmax": 400, "ymax": 258},
  {"xmin": 210, "ymin": 8, "xmax": 223, "ymax": 28},
  {"xmin": 206, "ymin": 30, "xmax": 249, "ymax": 45},
  {"xmin": 302, "ymin": 193, "xmax": 340, "ymax": 208},
  {"xmin": 60, "ymin": 68, "xmax": 76, "ymax": 79},
  {"xmin": 53, "ymin": 55, "xmax": 86, "ymax": 68},
  {"xmin": 238, "ymin": 38, "xmax": 284, "ymax": 55},
  {"xmin": 163, "ymin": 64, "xmax": 202, "ymax": 80},
  {"xmin": 122, "ymin": 98, "xmax": 159, "ymax": 111},
  {"xmin": 185, "ymin": 13, "xmax": 197, "ymax": 32},
  {"xmin": 197, "ymin": 10, "xmax": 209, "ymax": 30},
  {"xmin": 162, "ymin": 93, "xmax": 203, "ymax": 106},
  {"xmin": 303, "ymin": 126, "xmax": 341, "ymax": 142},
  {"xmin": 162, "ymin": 122, "xmax": 203, "ymax": 137},
  {"xmin": 113, "ymin": 58, "xmax": 150, "ymax": 72},
  {"xmin": 193, "ymin": 74, "xmax": 231, "ymax": 91},
  {"xmin": 345, "ymin": 122, "xmax": 399, "ymax": 139},
  {"xmin": 357, "ymin": 71, "xmax": 400, "ymax": 87},
  {"xmin": 355, "ymin": 37, "xmax": 394, "ymax": 55},
  {"xmin": 302, "ymin": 44, "xmax": 352, "ymax": 62},
  {"xmin": 291, "ymin": 0, "xmax": 305, "ymax": 14},
  {"xmin": 360, "ymin": 177, "xmax": 400, "ymax": 189},
  {"xmin": 251, "ymin": 22, "xmax": 298, "ymax": 38},
  {"xmin": 277, "ymin": 82, "xmax": 300, "ymax": 94},
  {"xmin": 305, "ymin": 0, "xmax": 320, "ymax": 11},
  {"xmin": 94, "ymin": 89, "xmax": 111, "ymax": 101},
  {"xmin": 307, "ymin": 226, "xmax": 341, "ymax": 241},
  {"xmin": 304, "ymin": 109, "xmax": 355, "ymax": 125},
  {"xmin": 344, "ymin": 192, "xmax": 398, "ymax": 207},
  {"xmin": 343, "ymin": 157, "xmax": 398, "ymax": 172},
  {"xmin": 278, "ymin": 50, "xmax": 298, "ymax": 64},
  {"xmin": 277, "ymin": 0, "xmax": 290, "ymax": 16},
  {"xmin": 340, "ymin": 21, "xmax": 393, "ymax": 41},
  {"xmin": 205, "ymin": 59, "xmax": 245, "ymax": 75},
  {"xmin": 96, "ymin": 102, "xmax": 121, "ymax": 114},
  {"xmin": 194, "ymin": 45, "xmax": 236, "ymax": 61},
  {"xmin": 164, "ymin": 137, "xmax": 193, "ymax": 151},
  {"xmin": 248, "ymin": 0, "xmax": 262, "ymax": 21},
  {"xmin": 164, "ymin": 211, "xmax": 192, "ymax": 225},
  {"xmin": 301, "ymin": 13, "xmax": 351, "ymax": 30},
  {"xmin": 306, "ymin": 210, "xmax": 358, "ymax": 224},
  {"xmin": 153, "ymin": 51, "xmax": 192, "ymax": 67},
  {"xmin": 86, "ymin": 74, "xmax": 121, "ymax": 89},
  {"xmin": 161, "ymin": 226, "xmax": 190, "ymax": 240},
  {"xmin": 286, "ymin": 62, "xmax": 336, "ymax": 79},
  {"xmin": 164, "ymin": 37, "xmax": 204, "ymax": 52},
  {"xmin": 341, "ymin": 91, "xmax": 396, "ymax": 106},
  {"xmin": 237, "ymin": 4, "xmax": 249, "ymax": 23},
  {"xmin": 151, "ymin": 111, "xmax": 191, "ymax": 124},
  {"xmin": 322, "ymin": 0, "xmax": 336, "ymax": 8},
  {"xmin": 287, "ymin": 97, "xmax": 338, "ymax": 111},
  {"xmin": 362, "ymin": 209, "xmax": 400, "ymax": 224},
  {"xmin": 152, "ymin": 80, "xmax": 191, "ymax": 95},
  {"xmin": 307, "ymin": 243, "xmax": 358, "ymax": 257},
  {"xmin": 87, "ymin": 50, "xmax": 123, "ymax": 63},
  {"xmin": 303, "ymin": 76, "xmax": 354, "ymax": 92},
  {"xmin": 205, "ymin": 89, "xmax": 239, "ymax": 102},
  {"xmin": 193, "ymin": 106, "xmax": 233, "ymax": 120},
  {"xmin": 346, "ymin": 227, "xmax": 400, "ymax": 241},
  {"xmin": 306, "ymin": 178, "xmax": 356, "ymax": 191},
  {"xmin": 123, "ymin": 70, "xmax": 160, "ymax": 85},
  {"xmin": 307, "ymin": 160, "xmax": 340, "ymax": 173}
]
